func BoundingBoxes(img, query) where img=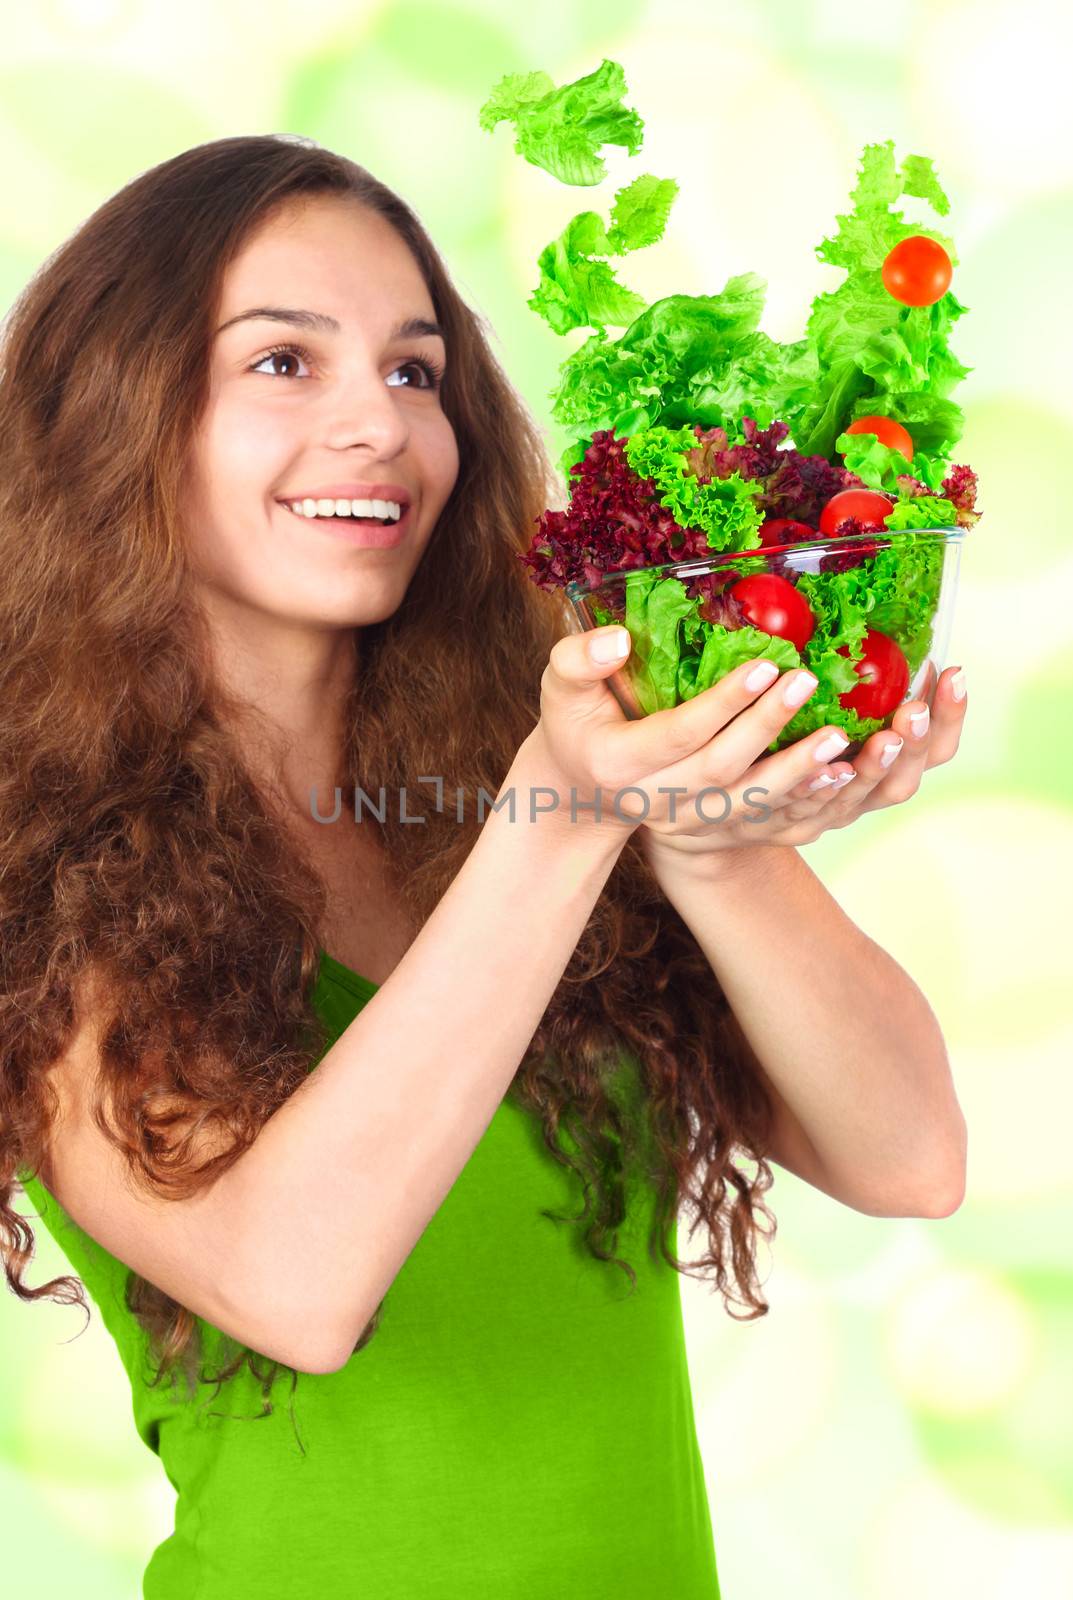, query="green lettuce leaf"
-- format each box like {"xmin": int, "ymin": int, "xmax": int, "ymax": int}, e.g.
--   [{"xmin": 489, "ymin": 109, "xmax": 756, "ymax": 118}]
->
[
  {"xmin": 883, "ymin": 495, "xmax": 958, "ymax": 530},
  {"xmin": 815, "ymin": 140, "xmax": 958, "ymax": 272},
  {"xmin": 876, "ymin": 392, "xmax": 965, "ymax": 457},
  {"xmin": 478, "ymin": 58, "xmax": 643, "ymax": 186},
  {"xmin": 606, "ymin": 173, "xmax": 679, "ymax": 252},
  {"xmin": 836, "ymin": 430, "xmax": 916, "ymax": 489},
  {"xmin": 622, "ymin": 571, "xmax": 698, "ymax": 714},
  {"xmin": 621, "ymin": 577, "xmax": 800, "ymax": 717},
  {"xmin": 546, "ymin": 276, "xmax": 819, "ymax": 443},
  {"xmin": 528, "ymin": 173, "xmax": 679, "ymax": 335},
  {"xmin": 685, "ymin": 623, "xmax": 799, "ymax": 701},
  {"xmin": 835, "ymin": 431, "xmax": 950, "ymax": 492}
]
